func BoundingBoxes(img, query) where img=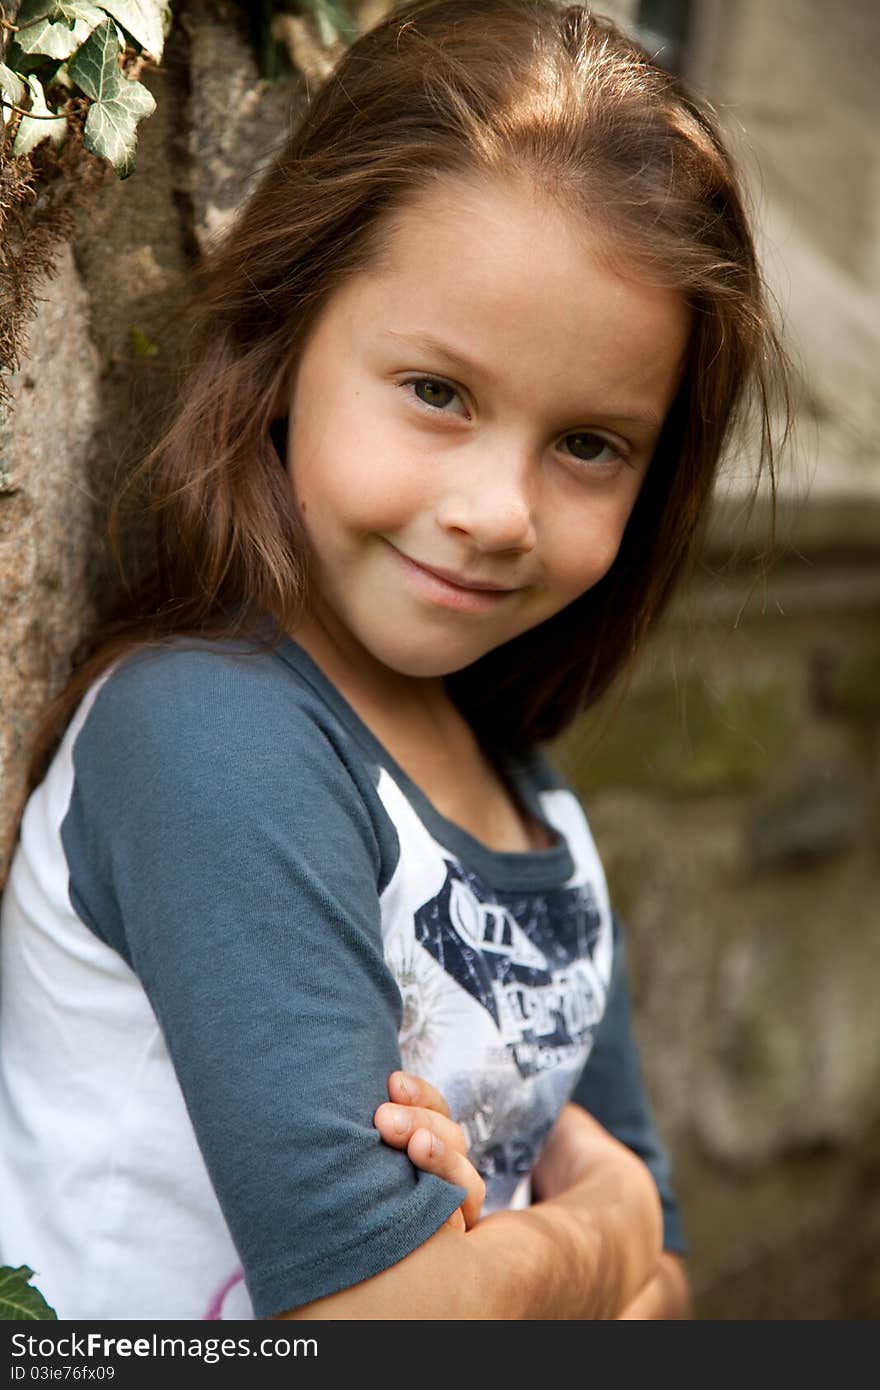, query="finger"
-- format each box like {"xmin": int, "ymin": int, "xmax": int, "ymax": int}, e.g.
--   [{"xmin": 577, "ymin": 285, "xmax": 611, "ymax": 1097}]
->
[
  {"xmin": 374, "ymin": 1102, "xmax": 468, "ymax": 1156},
  {"xmin": 443, "ymin": 1209, "xmax": 466, "ymax": 1234},
  {"xmin": 387, "ymin": 1071, "xmax": 452, "ymax": 1119},
  {"xmin": 407, "ymin": 1127, "xmax": 486, "ymax": 1230},
  {"xmin": 374, "ymin": 1101, "xmax": 486, "ymax": 1230}
]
